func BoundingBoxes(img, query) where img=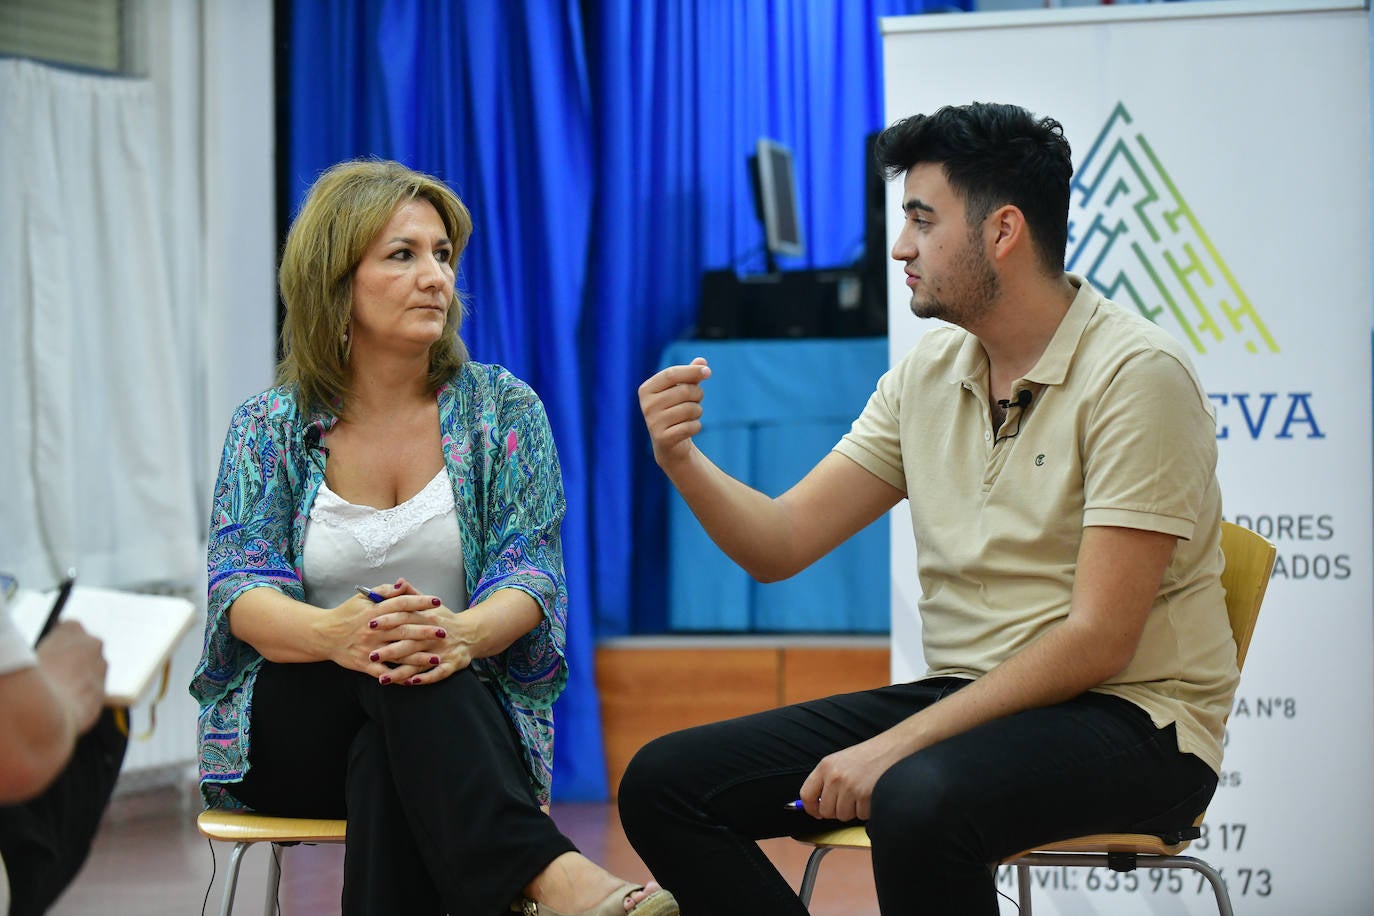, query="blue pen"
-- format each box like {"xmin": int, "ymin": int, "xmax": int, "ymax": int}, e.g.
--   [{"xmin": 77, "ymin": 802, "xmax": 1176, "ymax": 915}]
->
[
  {"xmin": 355, "ymin": 585, "xmax": 385, "ymax": 603},
  {"xmin": 782, "ymin": 799, "xmax": 806, "ymax": 811}
]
